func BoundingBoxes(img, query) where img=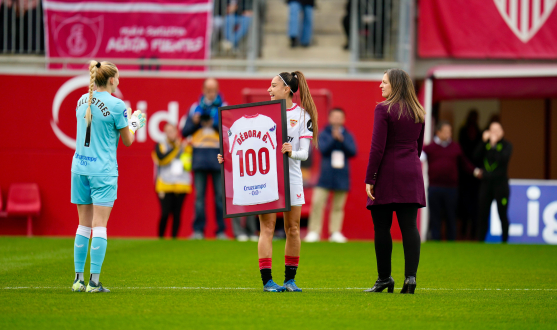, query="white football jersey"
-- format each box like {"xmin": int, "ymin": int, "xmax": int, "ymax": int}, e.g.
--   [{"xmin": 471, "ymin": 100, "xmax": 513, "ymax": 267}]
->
[
  {"xmin": 228, "ymin": 114, "xmax": 279, "ymax": 206},
  {"xmin": 286, "ymin": 103, "xmax": 314, "ymax": 185}
]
